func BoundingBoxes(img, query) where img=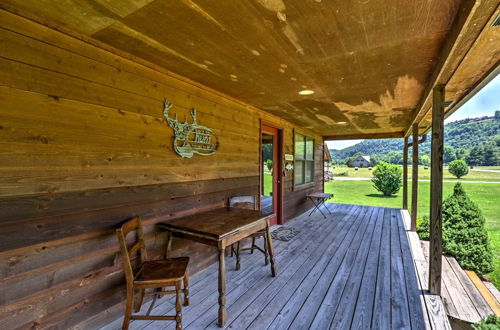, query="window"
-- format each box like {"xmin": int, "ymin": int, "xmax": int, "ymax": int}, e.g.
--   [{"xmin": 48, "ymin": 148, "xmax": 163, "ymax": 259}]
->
[{"xmin": 294, "ymin": 132, "xmax": 314, "ymax": 186}]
